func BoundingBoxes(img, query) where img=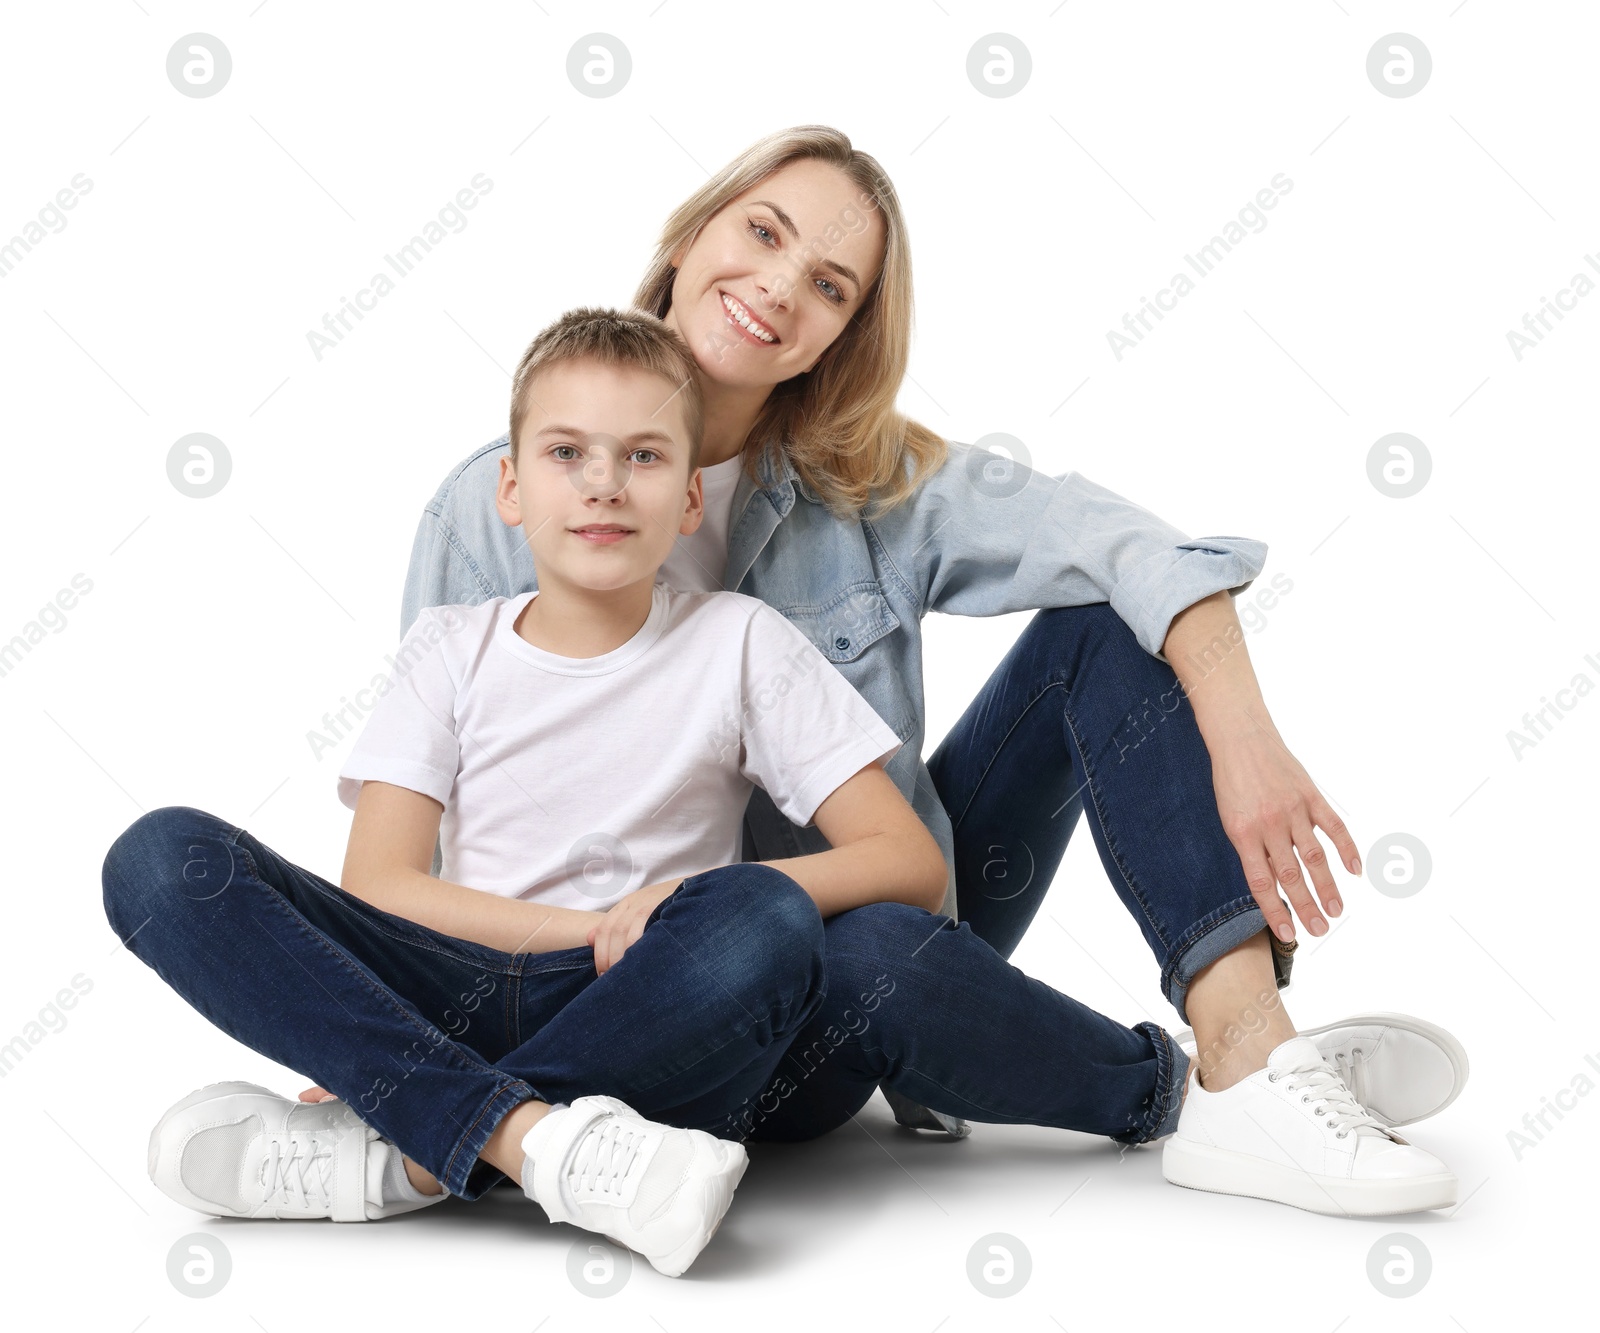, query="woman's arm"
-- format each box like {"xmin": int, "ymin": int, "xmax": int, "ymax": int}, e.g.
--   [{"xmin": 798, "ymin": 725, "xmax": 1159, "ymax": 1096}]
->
[
  {"xmin": 1163, "ymin": 591, "xmax": 1362, "ymax": 943},
  {"xmin": 342, "ymin": 780, "xmax": 601, "ymax": 954},
  {"xmin": 873, "ymin": 440, "xmax": 1268, "ymax": 659}
]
